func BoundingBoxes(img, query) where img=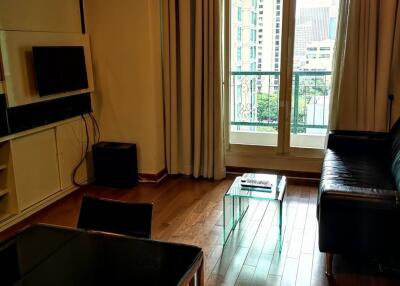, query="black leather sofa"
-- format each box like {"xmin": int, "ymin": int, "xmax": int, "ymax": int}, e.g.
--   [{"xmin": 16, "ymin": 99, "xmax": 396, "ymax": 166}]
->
[{"xmin": 318, "ymin": 119, "xmax": 400, "ymax": 275}]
